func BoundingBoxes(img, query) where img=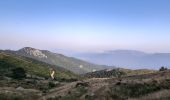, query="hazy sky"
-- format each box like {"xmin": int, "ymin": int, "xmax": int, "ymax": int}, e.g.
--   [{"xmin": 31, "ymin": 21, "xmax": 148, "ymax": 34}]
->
[{"xmin": 1, "ymin": 0, "xmax": 170, "ymax": 53}]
